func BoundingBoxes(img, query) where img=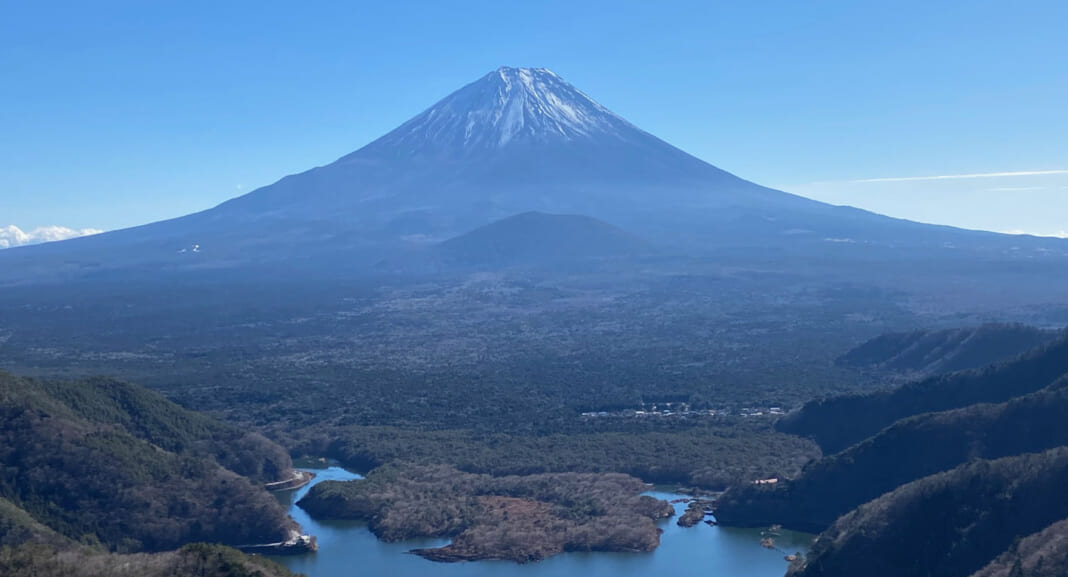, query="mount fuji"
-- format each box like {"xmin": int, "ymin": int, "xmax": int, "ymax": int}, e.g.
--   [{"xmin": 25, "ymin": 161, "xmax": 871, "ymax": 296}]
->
[
  {"xmin": 2, "ymin": 67, "xmax": 1063, "ymax": 281},
  {"xmin": 200, "ymin": 66, "xmax": 824, "ymax": 246},
  {"xmin": 1, "ymin": 67, "xmax": 1066, "ymax": 422}
]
